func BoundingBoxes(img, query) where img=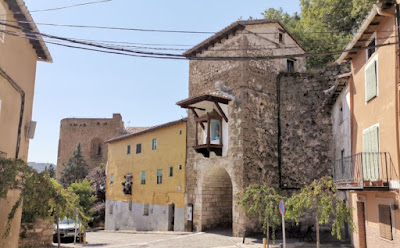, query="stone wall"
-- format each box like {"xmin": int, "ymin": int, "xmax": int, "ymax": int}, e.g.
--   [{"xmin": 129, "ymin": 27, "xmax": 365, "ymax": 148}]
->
[
  {"xmin": 18, "ymin": 219, "xmax": 53, "ymax": 248},
  {"xmin": 56, "ymin": 113, "xmax": 126, "ymax": 178}
]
